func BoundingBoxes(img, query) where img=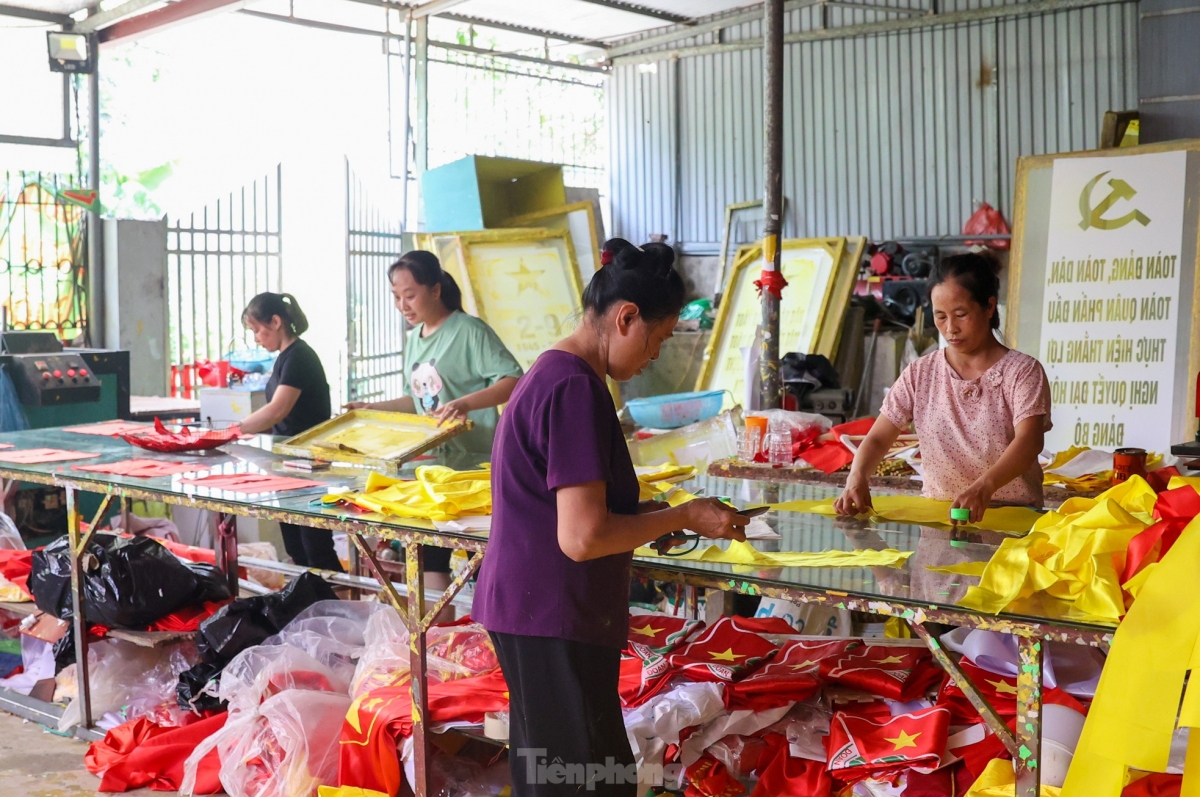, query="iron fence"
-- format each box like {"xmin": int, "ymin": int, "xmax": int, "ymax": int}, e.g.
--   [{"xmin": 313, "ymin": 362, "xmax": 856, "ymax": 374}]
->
[
  {"xmin": 346, "ymin": 161, "xmax": 405, "ymax": 403},
  {"xmin": 0, "ymin": 171, "xmax": 87, "ymax": 340},
  {"xmin": 166, "ymin": 166, "xmax": 282, "ymax": 367}
]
